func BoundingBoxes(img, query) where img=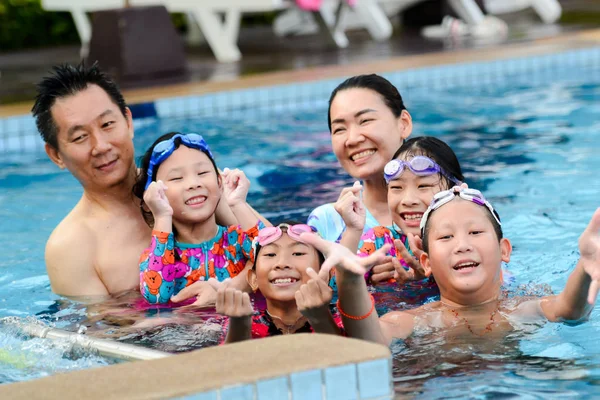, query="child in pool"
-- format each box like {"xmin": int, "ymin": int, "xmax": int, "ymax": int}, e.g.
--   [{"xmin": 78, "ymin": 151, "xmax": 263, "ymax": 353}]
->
[
  {"xmin": 335, "ymin": 136, "xmax": 464, "ymax": 287},
  {"xmin": 213, "ymin": 223, "xmax": 343, "ymax": 343},
  {"xmin": 135, "ymin": 132, "xmax": 264, "ymax": 305},
  {"xmin": 306, "ymin": 186, "xmax": 600, "ymax": 345}
]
